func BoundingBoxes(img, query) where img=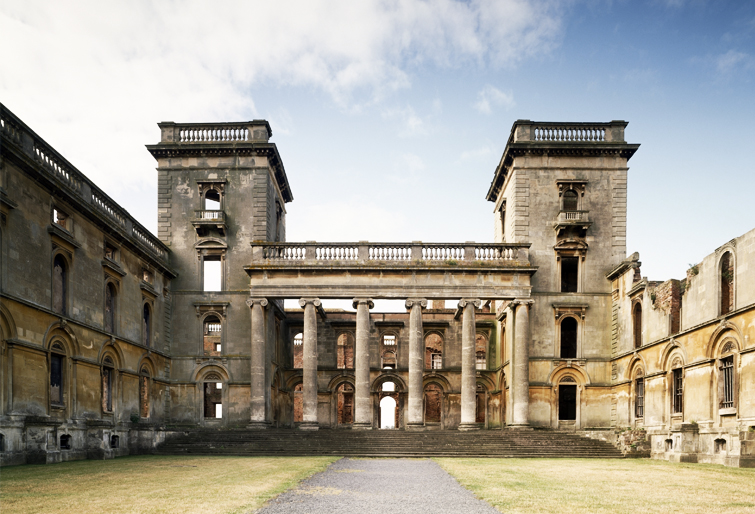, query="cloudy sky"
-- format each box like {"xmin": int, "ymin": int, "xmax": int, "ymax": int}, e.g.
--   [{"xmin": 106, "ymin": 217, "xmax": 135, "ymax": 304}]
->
[{"xmin": 2, "ymin": 0, "xmax": 754, "ymax": 289}]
